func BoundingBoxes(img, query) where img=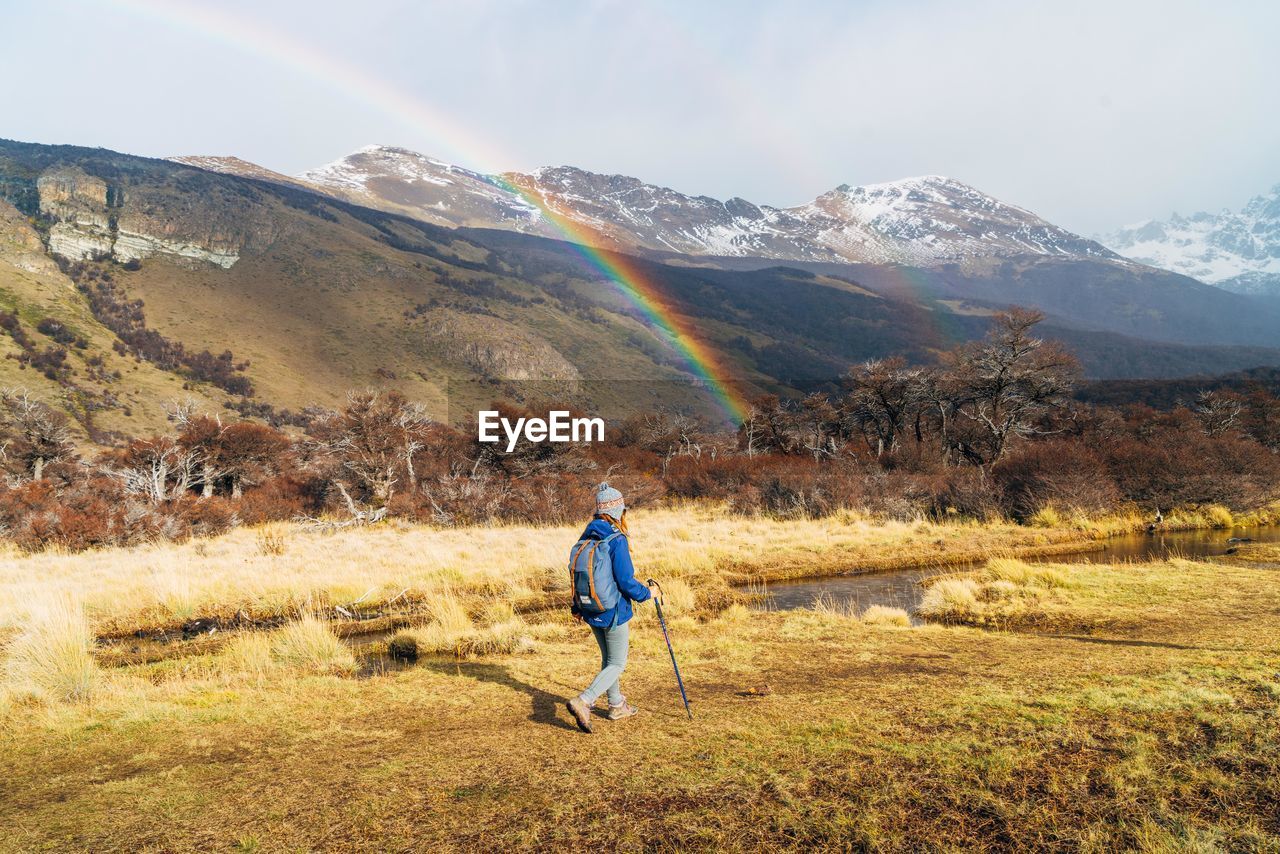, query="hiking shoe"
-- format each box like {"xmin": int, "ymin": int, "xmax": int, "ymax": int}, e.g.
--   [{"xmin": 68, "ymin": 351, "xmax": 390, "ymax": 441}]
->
[
  {"xmin": 607, "ymin": 701, "xmax": 639, "ymax": 721},
  {"xmin": 567, "ymin": 696, "xmax": 593, "ymax": 733}
]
